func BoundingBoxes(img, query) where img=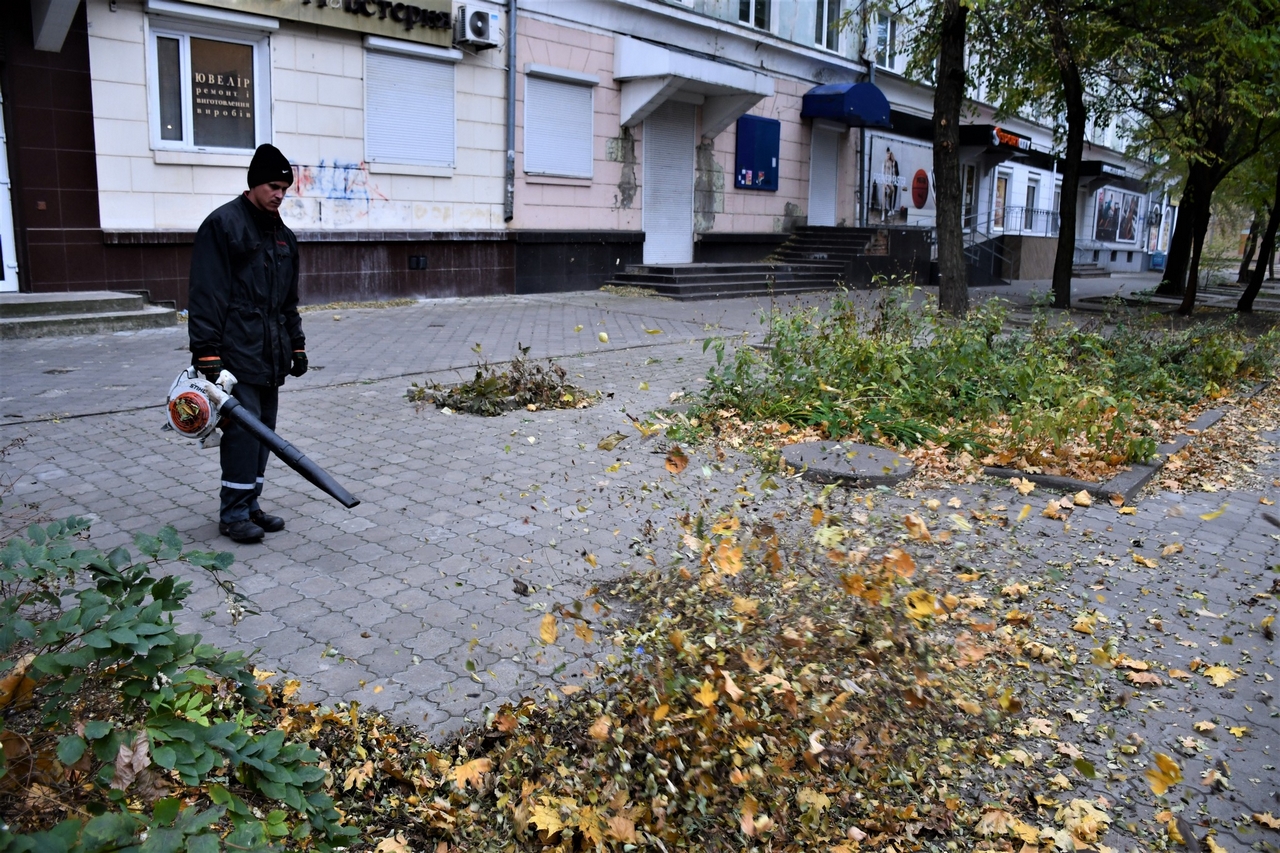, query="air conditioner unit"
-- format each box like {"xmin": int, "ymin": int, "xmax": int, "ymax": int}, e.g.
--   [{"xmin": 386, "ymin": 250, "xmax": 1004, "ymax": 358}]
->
[{"xmin": 455, "ymin": 5, "xmax": 499, "ymax": 50}]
